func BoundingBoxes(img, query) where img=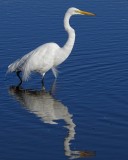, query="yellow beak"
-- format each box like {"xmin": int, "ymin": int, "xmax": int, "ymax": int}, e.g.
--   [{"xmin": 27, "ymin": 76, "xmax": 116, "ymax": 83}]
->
[{"xmin": 76, "ymin": 10, "xmax": 96, "ymax": 16}]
